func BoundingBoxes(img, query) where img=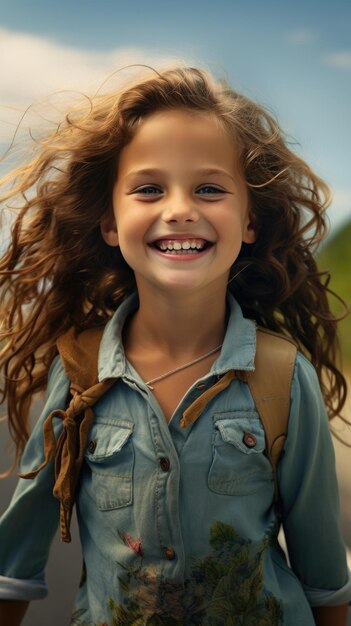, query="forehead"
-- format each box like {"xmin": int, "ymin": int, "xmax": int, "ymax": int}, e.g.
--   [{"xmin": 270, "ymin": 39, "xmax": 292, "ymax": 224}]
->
[{"xmin": 118, "ymin": 109, "xmax": 240, "ymax": 175}]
